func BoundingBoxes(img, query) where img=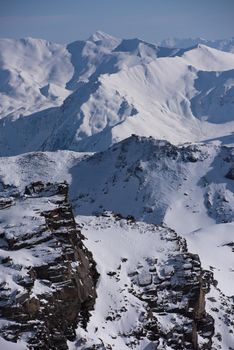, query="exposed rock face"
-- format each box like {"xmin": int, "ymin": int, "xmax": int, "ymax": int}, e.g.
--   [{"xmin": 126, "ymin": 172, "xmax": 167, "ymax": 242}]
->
[{"xmin": 0, "ymin": 182, "xmax": 98, "ymax": 349}]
